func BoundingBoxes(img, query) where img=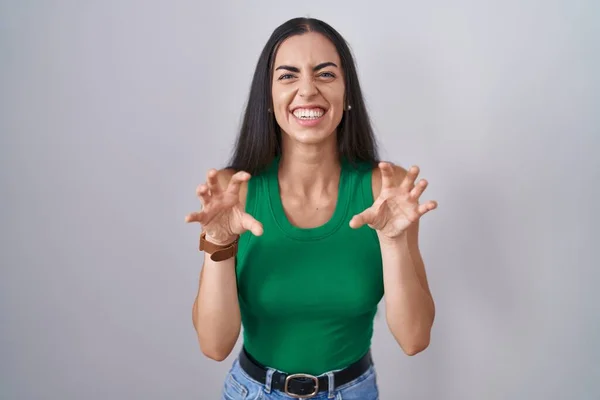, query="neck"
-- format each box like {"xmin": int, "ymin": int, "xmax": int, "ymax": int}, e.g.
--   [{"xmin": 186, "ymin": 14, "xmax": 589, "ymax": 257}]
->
[{"xmin": 278, "ymin": 135, "xmax": 341, "ymax": 197}]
